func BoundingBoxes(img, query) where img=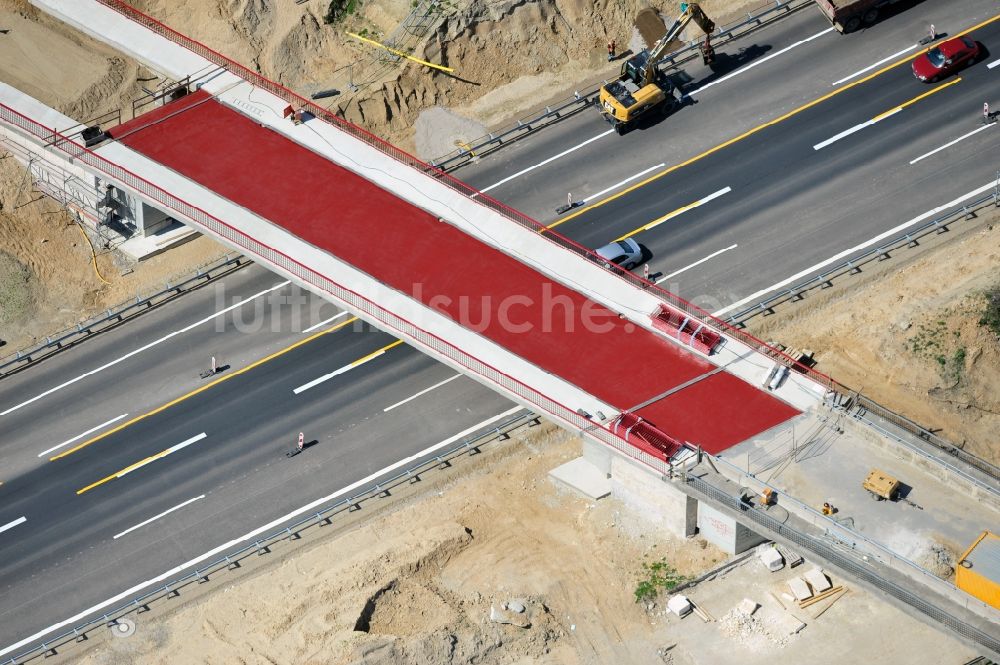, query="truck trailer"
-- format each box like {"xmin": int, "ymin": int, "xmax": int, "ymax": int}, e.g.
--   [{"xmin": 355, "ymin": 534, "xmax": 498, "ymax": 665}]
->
[{"xmin": 813, "ymin": 0, "xmax": 904, "ymax": 33}]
